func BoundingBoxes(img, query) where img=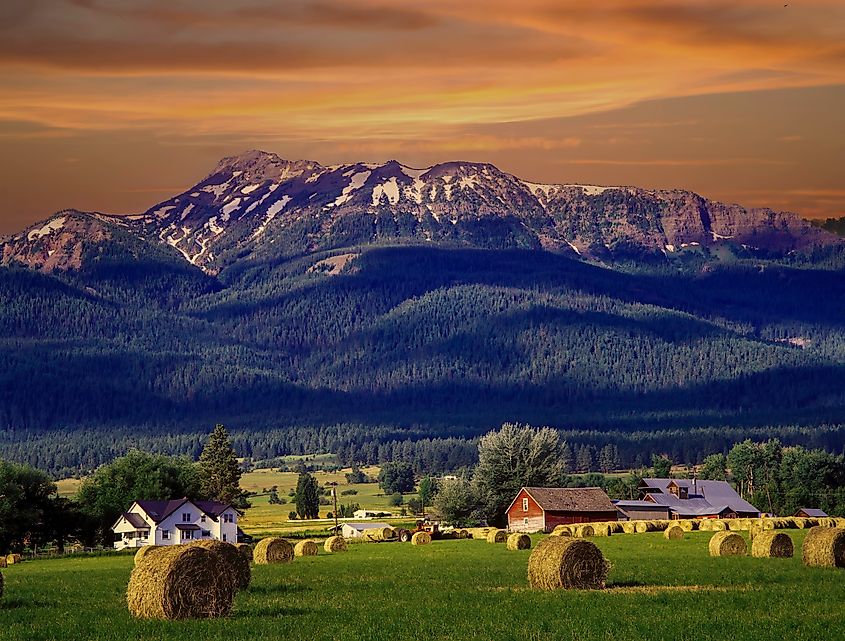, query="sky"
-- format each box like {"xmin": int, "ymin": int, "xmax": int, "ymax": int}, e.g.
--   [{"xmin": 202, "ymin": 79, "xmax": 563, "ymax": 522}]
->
[{"xmin": 1, "ymin": 0, "xmax": 844, "ymax": 235}]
